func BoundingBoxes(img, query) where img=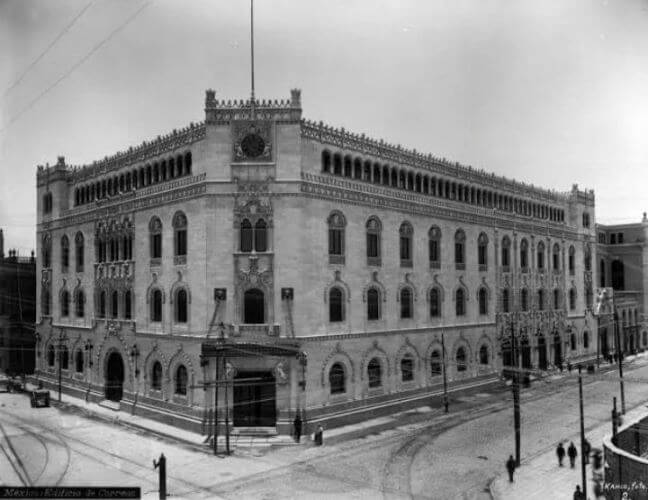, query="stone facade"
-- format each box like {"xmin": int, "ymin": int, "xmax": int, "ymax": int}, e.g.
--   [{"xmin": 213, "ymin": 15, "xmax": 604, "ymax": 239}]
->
[{"xmin": 34, "ymin": 89, "xmax": 598, "ymax": 435}]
